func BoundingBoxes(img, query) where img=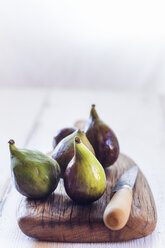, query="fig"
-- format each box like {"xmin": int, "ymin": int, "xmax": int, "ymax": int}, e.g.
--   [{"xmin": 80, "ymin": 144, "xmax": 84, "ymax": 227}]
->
[
  {"xmin": 64, "ymin": 137, "xmax": 106, "ymax": 204},
  {"xmin": 85, "ymin": 104, "xmax": 119, "ymax": 168},
  {"xmin": 9, "ymin": 139, "xmax": 60, "ymax": 199}
]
